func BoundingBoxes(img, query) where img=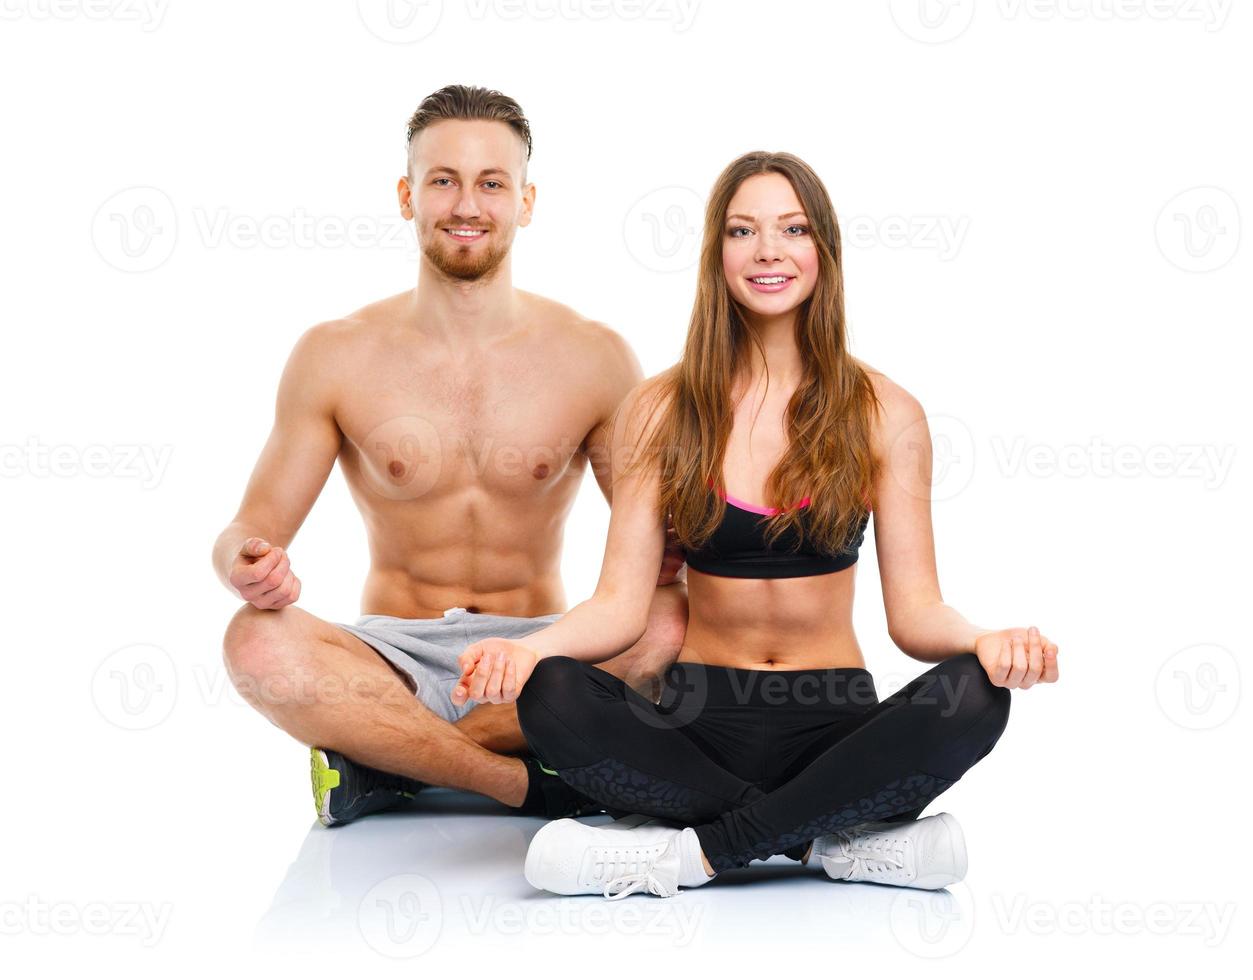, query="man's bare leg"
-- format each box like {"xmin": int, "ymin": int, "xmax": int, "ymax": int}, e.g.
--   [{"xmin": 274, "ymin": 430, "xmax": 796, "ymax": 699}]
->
[
  {"xmin": 453, "ymin": 581, "xmax": 690, "ymax": 754},
  {"xmin": 222, "ymin": 603, "xmax": 529, "ymax": 806}
]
